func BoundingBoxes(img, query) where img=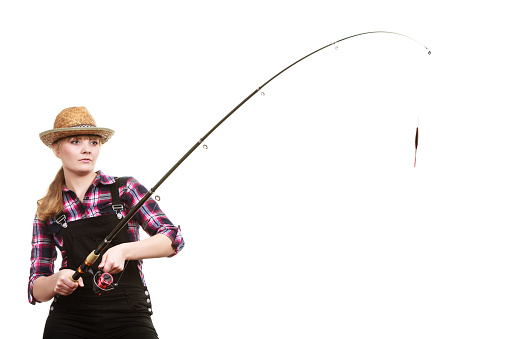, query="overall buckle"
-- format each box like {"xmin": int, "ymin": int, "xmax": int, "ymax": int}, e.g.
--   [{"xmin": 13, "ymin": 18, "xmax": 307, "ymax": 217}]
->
[
  {"xmin": 112, "ymin": 204, "xmax": 124, "ymax": 219},
  {"xmin": 56, "ymin": 214, "xmax": 68, "ymax": 228}
]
